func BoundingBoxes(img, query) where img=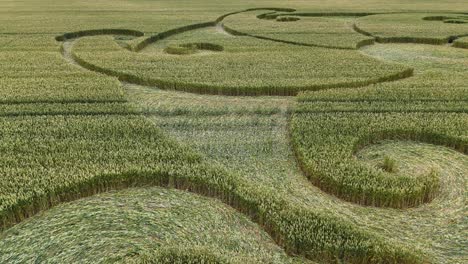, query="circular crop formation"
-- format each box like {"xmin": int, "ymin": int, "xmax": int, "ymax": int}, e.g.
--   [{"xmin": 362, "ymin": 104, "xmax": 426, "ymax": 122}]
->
[{"xmin": 1, "ymin": 5, "xmax": 467, "ymax": 264}]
